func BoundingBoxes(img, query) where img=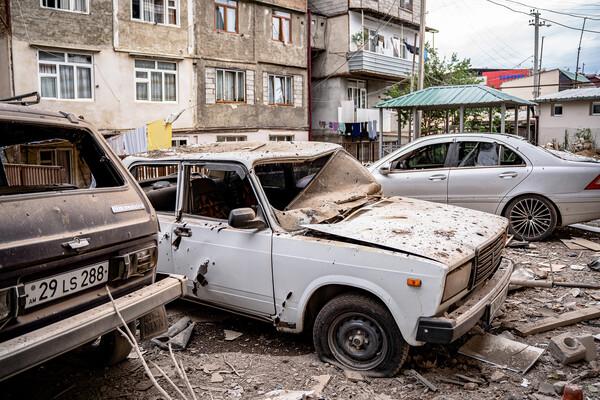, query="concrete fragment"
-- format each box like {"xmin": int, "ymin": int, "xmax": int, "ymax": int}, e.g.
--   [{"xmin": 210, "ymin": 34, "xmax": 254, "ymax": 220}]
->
[
  {"xmin": 210, "ymin": 372, "xmax": 224, "ymax": 383},
  {"xmin": 343, "ymin": 370, "xmax": 364, "ymax": 382},
  {"xmin": 538, "ymin": 382, "xmax": 555, "ymax": 396},
  {"xmin": 576, "ymin": 335, "xmax": 597, "ymax": 361},
  {"xmin": 463, "ymin": 382, "xmax": 477, "ymax": 390},
  {"xmin": 548, "ymin": 333, "xmax": 587, "ymax": 364},
  {"xmin": 223, "ymin": 329, "xmax": 243, "ymax": 341},
  {"xmin": 553, "ymin": 381, "xmax": 566, "ymax": 395},
  {"xmin": 310, "ymin": 375, "xmax": 330, "ymax": 396},
  {"xmin": 490, "ymin": 370, "xmax": 506, "ymax": 382}
]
